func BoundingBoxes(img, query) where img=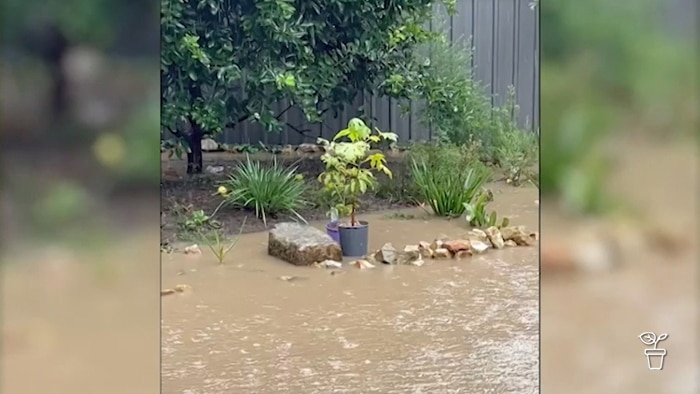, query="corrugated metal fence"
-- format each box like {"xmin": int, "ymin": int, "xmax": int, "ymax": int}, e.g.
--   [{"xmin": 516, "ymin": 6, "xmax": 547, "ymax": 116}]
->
[{"xmin": 220, "ymin": 0, "xmax": 539, "ymax": 146}]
